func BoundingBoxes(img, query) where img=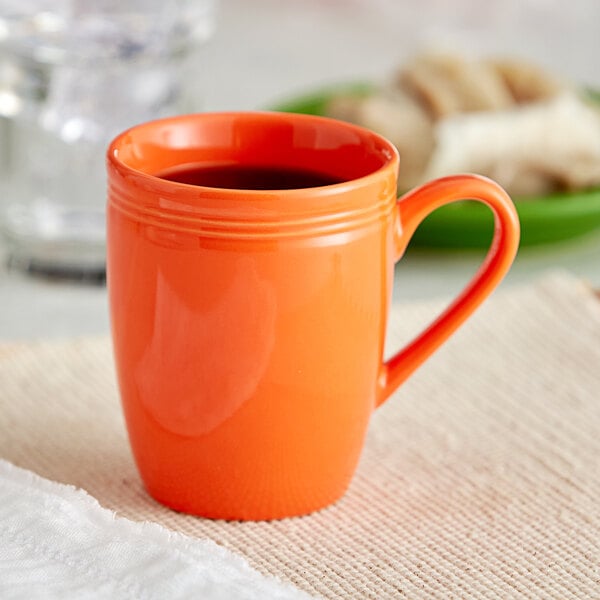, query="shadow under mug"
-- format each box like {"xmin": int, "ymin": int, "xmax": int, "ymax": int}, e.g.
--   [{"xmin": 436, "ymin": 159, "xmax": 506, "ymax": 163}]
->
[{"xmin": 107, "ymin": 112, "xmax": 520, "ymax": 520}]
